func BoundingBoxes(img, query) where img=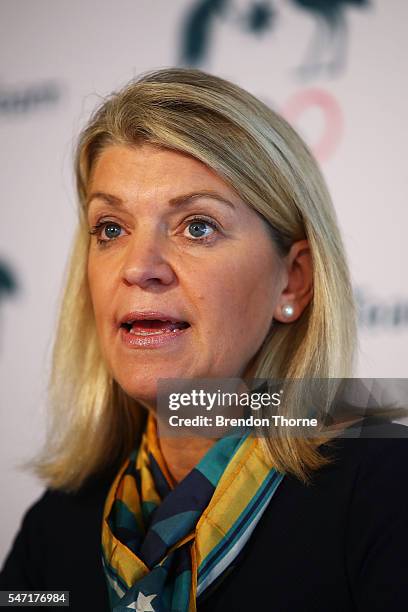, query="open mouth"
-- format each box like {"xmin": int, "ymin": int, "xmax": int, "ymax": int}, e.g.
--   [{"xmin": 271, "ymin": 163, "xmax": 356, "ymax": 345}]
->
[{"xmin": 120, "ymin": 319, "xmax": 191, "ymax": 336}]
